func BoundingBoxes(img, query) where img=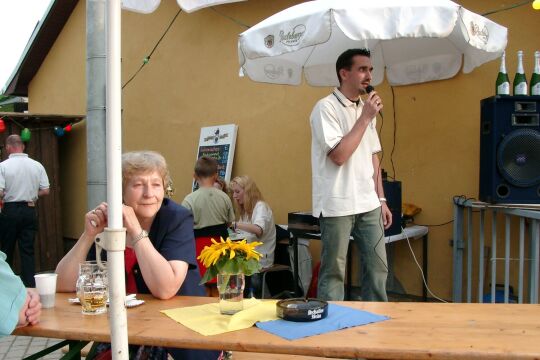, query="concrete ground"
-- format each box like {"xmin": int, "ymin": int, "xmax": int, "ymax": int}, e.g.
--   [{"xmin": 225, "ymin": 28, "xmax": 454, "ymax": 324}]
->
[
  {"xmin": 0, "ymin": 336, "xmax": 346, "ymax": 359},
  {"xmin": 0, "ymin": 336, "xmax": 63, "ymax": 360}
]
